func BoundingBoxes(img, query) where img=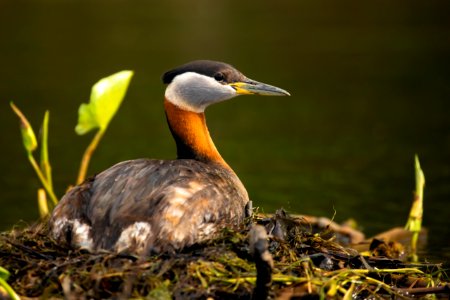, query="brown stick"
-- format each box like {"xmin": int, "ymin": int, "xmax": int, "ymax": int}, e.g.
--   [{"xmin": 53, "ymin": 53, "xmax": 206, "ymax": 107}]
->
[
  {"xmin": 249, "ymin": 225, "xmax": 273, "ymax": 300},
  {"xmin": 397, "ymin": 284, "xmax": 449, "ymax": 296}
]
